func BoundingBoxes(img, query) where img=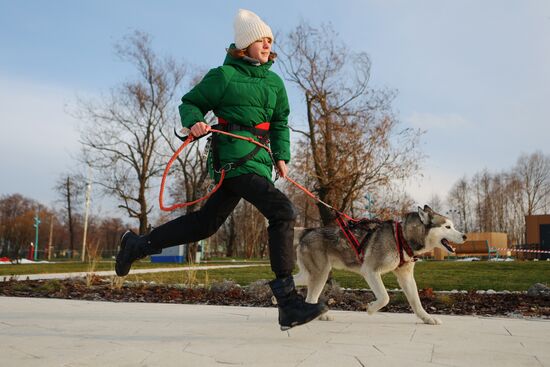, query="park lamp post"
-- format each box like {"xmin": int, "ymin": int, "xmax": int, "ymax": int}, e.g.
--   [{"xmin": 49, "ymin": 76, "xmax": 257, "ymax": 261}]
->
[
  {"xmin": 364, "ymin": 193, "xmax": 375, "ymax": 218},
  {"xmin": 33, "ymin": 214, "xmax": 41, "ymax": 261},
  {"xmin": 81, "ymin": 168, "xmax": 92, "ymax": 262}
]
